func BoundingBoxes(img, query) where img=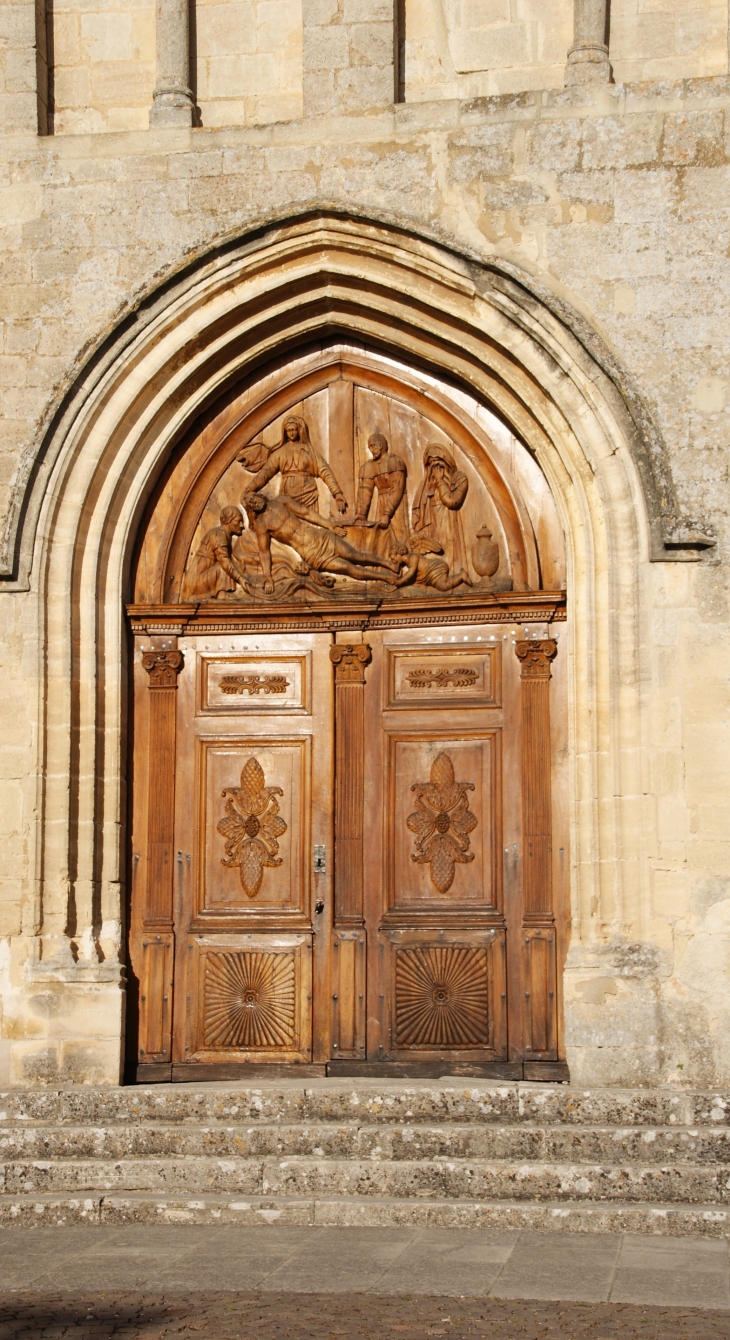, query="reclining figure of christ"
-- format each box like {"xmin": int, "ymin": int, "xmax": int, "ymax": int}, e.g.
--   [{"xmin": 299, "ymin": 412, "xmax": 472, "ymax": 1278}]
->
[{"xmin": 241, "ymin": 491, "xmax": 402, "ymax": 594}]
